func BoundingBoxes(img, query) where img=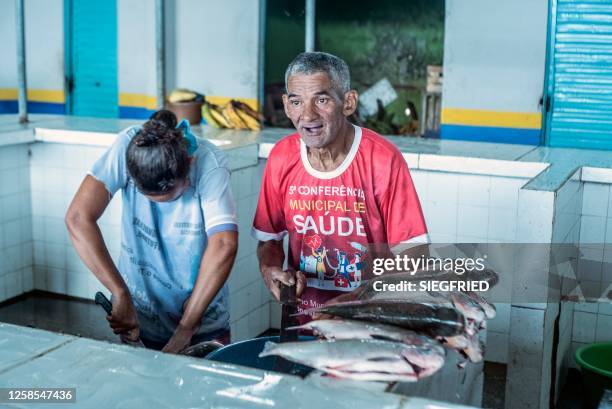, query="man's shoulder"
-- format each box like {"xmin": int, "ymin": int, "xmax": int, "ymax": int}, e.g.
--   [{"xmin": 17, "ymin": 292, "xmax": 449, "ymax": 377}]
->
[{"xmin": 359, "ymin": 126, "xmax": 405, "ymax": 161}]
